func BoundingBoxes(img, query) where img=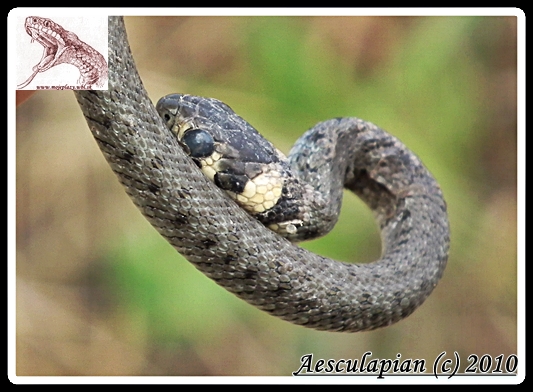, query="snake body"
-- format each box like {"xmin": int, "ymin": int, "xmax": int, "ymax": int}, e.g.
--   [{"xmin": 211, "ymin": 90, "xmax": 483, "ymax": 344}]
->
[
  {"xmin": 18, "ymin": 16, "xmax": 108, "ymax": 89},
  {"xmin": 75, "ymin": 17, "xmax": 449, "ymax": 332}
]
